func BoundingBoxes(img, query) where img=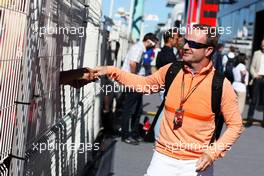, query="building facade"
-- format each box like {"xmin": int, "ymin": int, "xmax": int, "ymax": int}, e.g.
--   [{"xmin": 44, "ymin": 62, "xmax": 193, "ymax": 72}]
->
[
  {"xmin": 217, "ymin": 0, "xmax": 264, "ymax": 56},
  {"xmin": 185, "ymin": 0, "xmax": 219, "ymax": 26},
  {"xmin": 0, "ymin": 0, "xmax": 105, "ymax": 175}
]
